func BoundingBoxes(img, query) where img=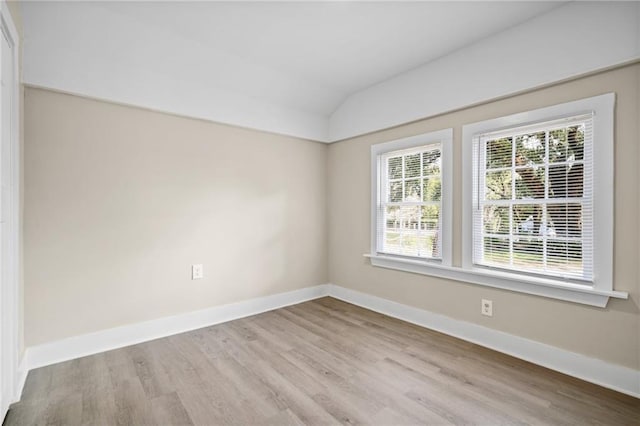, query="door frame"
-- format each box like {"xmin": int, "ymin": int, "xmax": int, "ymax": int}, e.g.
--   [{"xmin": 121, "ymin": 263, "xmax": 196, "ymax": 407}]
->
[{"xmin": 0, "ymin": 1, "xmax": 20, "ymax": 420}]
